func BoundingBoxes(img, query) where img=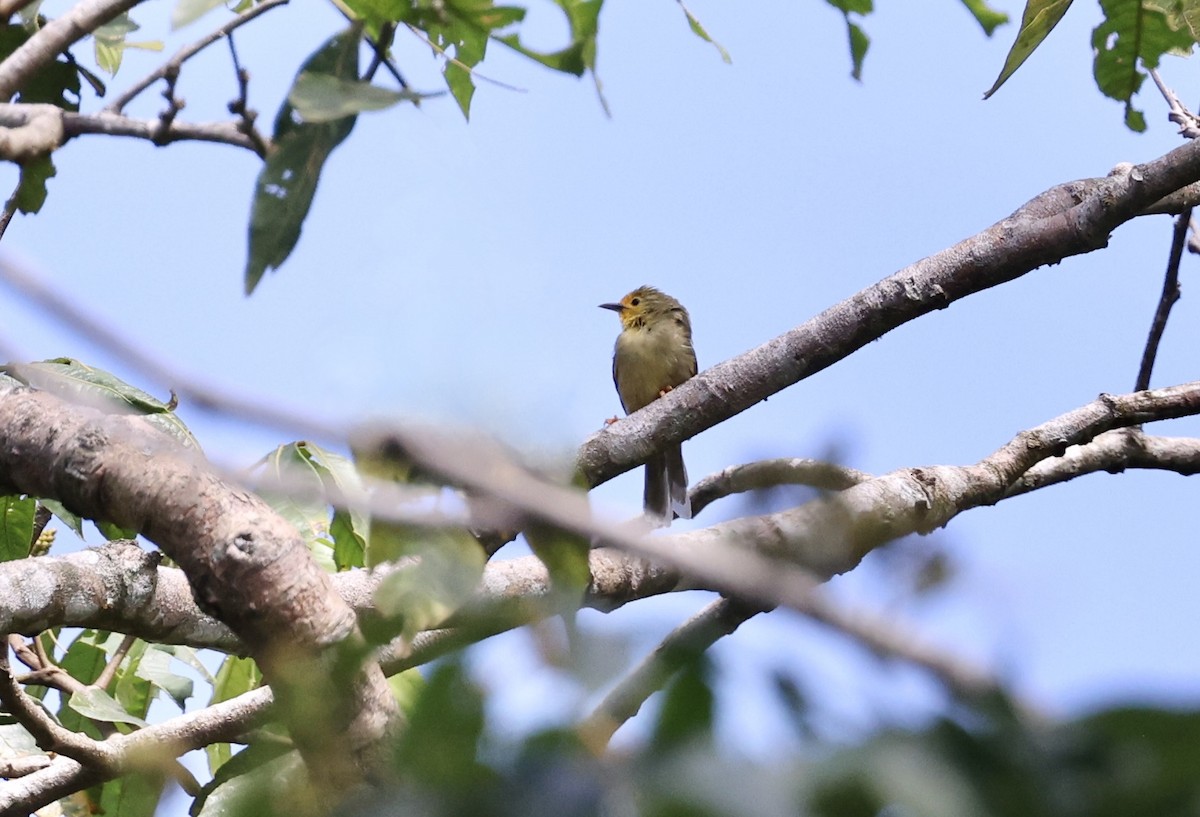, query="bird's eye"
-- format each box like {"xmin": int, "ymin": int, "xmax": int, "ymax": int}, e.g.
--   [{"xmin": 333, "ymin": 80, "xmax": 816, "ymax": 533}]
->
[{"xmin": 630, "ymin": 298, "xmax": 640, "ymax": 306}]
